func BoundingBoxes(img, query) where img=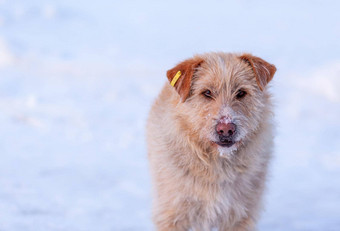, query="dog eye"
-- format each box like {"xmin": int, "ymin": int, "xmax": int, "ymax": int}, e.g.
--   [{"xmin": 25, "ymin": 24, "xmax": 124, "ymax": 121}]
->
[
  {"xmin": 236, "ymin": 90, "xmax": 247, "ymax": 99},
  {"xmin": 202, "ymin": 90, "xmax": 213, "ymax": 99}
]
